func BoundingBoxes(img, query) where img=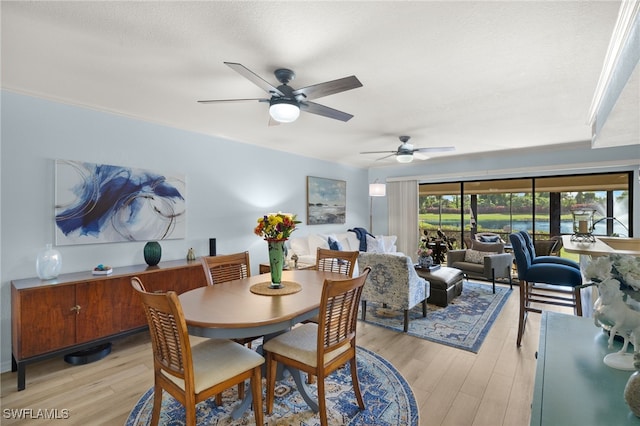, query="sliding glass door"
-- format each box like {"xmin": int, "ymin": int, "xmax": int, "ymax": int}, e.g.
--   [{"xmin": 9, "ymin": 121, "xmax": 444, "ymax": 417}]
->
[{"xmin": 418, "ymin": 171, "xmax": 632, "ymax": 249}]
